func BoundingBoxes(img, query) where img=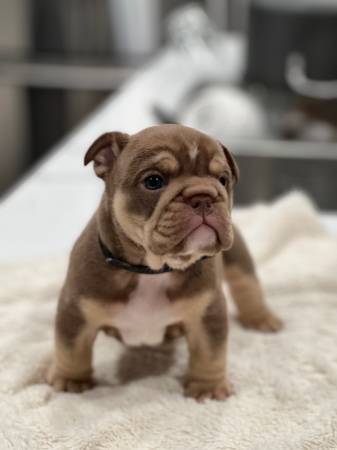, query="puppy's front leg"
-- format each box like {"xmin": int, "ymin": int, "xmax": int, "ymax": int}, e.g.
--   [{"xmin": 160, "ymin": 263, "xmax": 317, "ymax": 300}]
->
[
  {"xmin": 47, "ymin": 296, "xmax": 97, "ymax": 392},
  {"xmin": 223, "ymin": 225, "xmax": 282, "ymax": 332},
  {"xmin": 184, "ymin": 296, "xmax": 233, "ymax": 402}
]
